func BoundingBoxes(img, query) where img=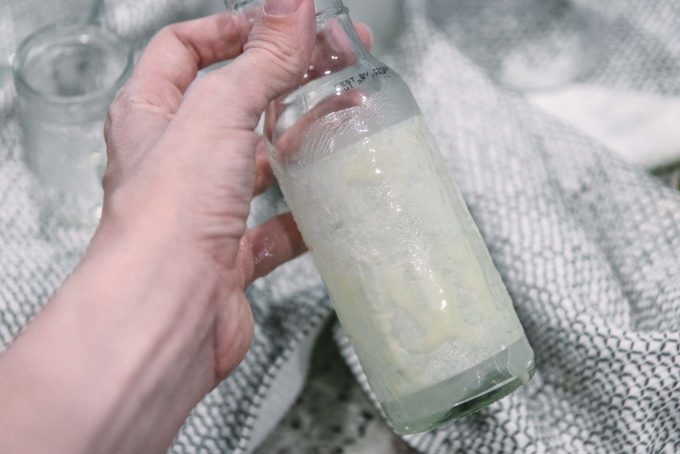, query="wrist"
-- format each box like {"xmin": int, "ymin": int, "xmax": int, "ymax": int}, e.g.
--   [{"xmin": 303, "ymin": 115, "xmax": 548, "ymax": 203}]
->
[
  {"xmin": 0, "ymin": 218, "xmax": 229, "ymax": 453},
  {"xmin": 75, "ymin": 225, "xmax": 224, "ymax": 451}
]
